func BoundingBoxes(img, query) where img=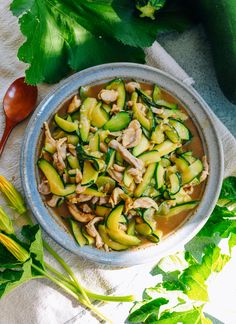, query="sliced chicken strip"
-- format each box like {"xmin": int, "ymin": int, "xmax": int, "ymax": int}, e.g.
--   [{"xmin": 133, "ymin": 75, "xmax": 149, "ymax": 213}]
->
[
  {"xmin": 132, "ymin": 197, "xmax": 158, "ymax": 210},
  {"xmin": 44, "ymin": 122, "xmax": 56, "ymax": 151},
  {"xmin": 86, "ymin": 217, "xmax": 104, "ymax": 248},
  {"xmin": 122, "ymin": 120, "xmax": 142, "ymax": 149},
  {"xmin": 67, "ymin": 203, "xmax": 94, "ymax": 223},
  {"xmin": 47, "ymin": 195, "xmax": 62, "ymax": 208},
  {"xmin": 38, "ymin": 180, "xmax": 51, "ymax": 195},
  {"xmin": 109, "ymin": 140, "xmax": 144, "ymax": 170}
]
